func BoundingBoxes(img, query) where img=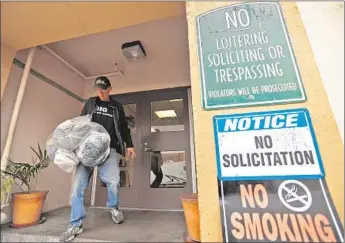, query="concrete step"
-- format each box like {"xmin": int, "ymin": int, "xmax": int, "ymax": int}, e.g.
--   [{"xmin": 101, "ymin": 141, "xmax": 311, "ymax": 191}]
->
[
  {"xmin": 1, "ymin": 232, "xmax": 110, "ymax": 242},
  {"xmin": 1, "ymin": 207, "xmax": 186, "ymax": 242}
]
